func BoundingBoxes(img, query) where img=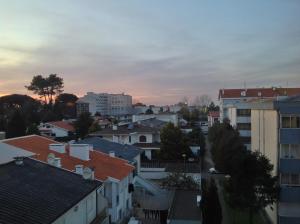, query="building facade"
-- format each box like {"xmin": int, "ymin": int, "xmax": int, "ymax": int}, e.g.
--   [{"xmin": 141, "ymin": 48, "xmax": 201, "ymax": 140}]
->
[
  {"xmin": 219, "ymin": 87, "xmax": 300, "ymax": 150},
  {"xmin": 251, "ymin": 96, "xmax": 300, "ymax": 224},
  {"xmin": 77, "ymin": 92, "xmax": 132, "ymax": 116}
]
